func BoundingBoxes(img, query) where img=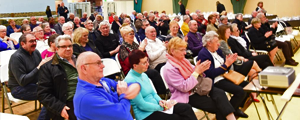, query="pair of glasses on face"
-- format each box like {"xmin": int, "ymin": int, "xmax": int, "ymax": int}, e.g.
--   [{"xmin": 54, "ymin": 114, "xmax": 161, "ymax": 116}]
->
[
  {"xmin": 139, "ymin": 59, "xmax": 149, "ymax": 66},
  {"xmin": 128, "ymin": 32, "xmax": 134, "ymax": 36},
  {"xmin": 58, "ymin": 45, "xmax": 73, "ymax": 49},
  {"xmin": 84, "ymin": 60, "xmax": 103, "ymax": 66},
  {"xmin": 27, "ymin": 39, "xmax": 37, "ymax": 43}
]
